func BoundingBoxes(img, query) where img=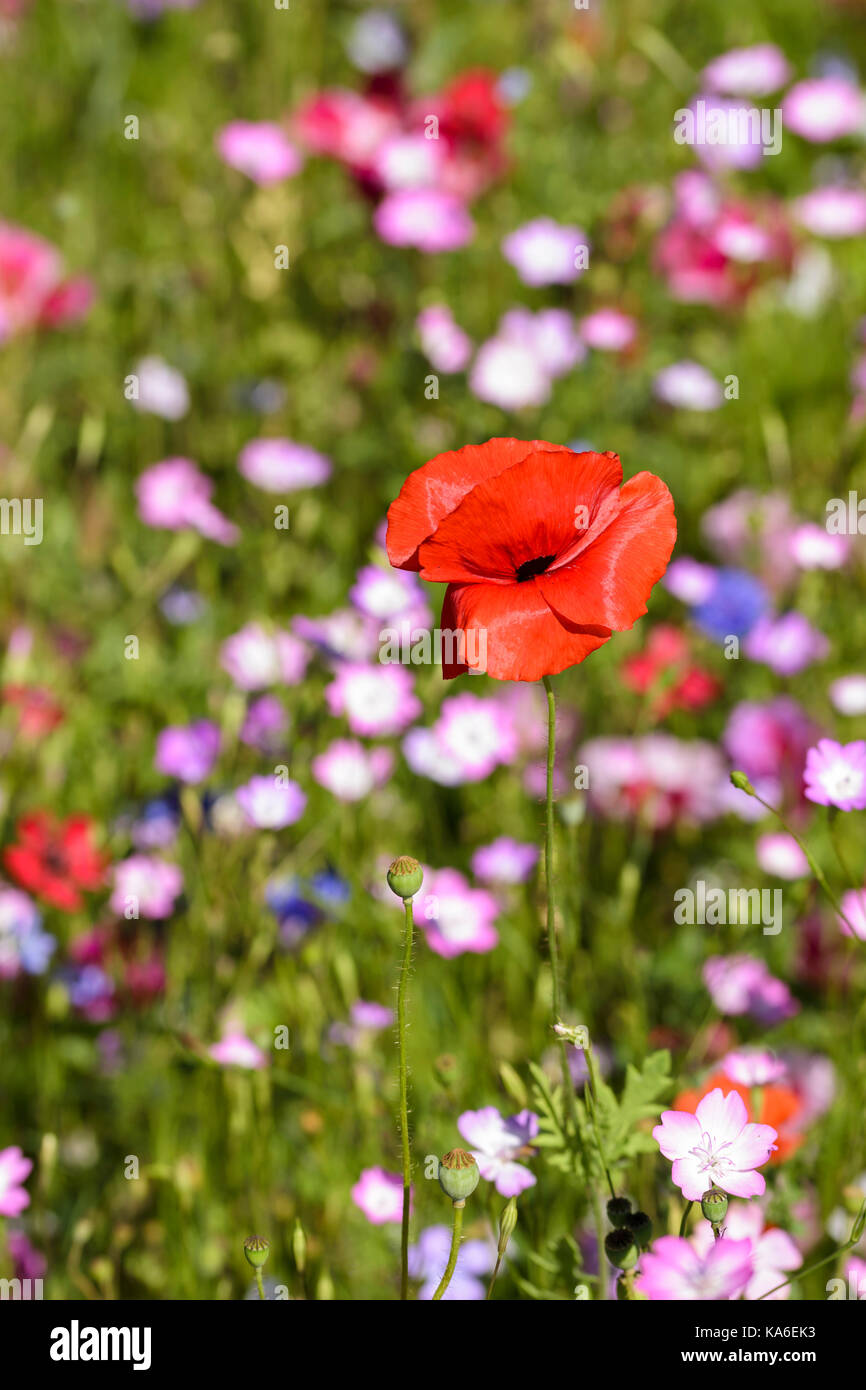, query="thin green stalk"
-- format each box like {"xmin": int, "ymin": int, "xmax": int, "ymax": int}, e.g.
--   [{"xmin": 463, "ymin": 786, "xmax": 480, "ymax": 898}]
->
[
  {"xmin": 254, "ymin": 1269, "xmax": 265, "ymax": 1301},
  {"xmin": 486, "ymin": 1252, "xmax": 504, "ymax": 1300},
  {"xmin": 757, "ymin": 1199, "xmax": 866, "ymax": 1299},
  {"xmin": 742, "ymin": 784, "xmax": 858, "ymax": 935},
  {"xmin": 397, "ymin": 897, "xmax": 414, "ymax": 1300},
  {"xmin": 433, "ymin": 1203, "xmax": 464, "ymax": 1301},
  {"xmin": 585, "ymin": 1044, "xmax": 616, "ymax": 1200},
  {"xmin": 679, "ymin": 1201, "xmax": 694, "ymax": 1237}
]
